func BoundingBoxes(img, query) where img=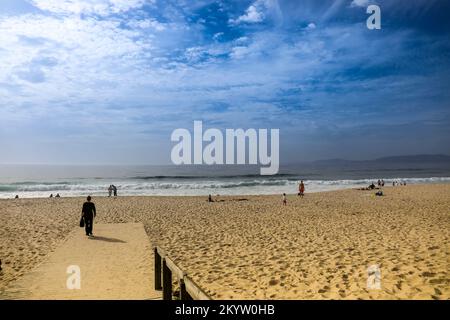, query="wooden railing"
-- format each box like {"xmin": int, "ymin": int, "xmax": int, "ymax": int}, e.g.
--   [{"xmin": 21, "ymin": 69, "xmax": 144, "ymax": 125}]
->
[{"xmin": 154, "ymin": 246, "xmax": 212, "ymax": 300}]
